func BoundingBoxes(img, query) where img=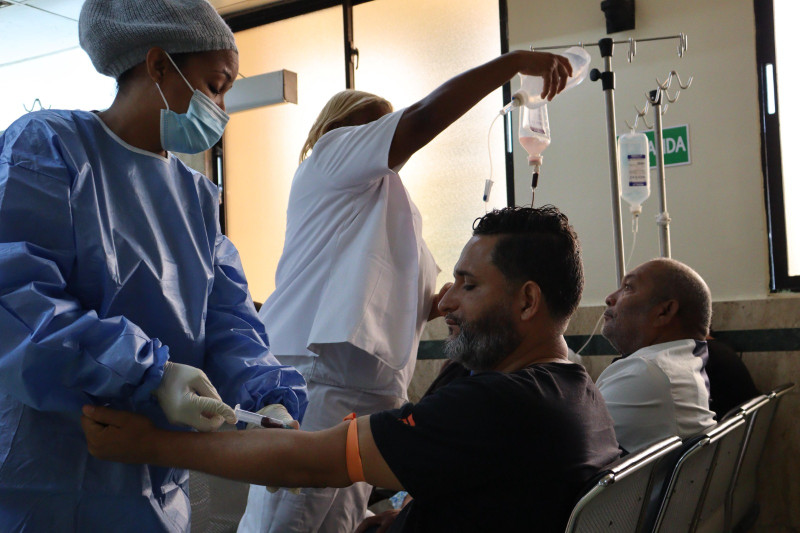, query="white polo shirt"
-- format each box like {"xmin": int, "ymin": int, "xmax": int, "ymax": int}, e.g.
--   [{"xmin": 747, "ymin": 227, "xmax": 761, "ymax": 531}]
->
[
  {"xmin": 596, "ymin": 339, "xmax": 716, "ymax": 453},
  {"xmin": 259, "ymin": 109, "xmax": 439, "ymax": 398}
]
